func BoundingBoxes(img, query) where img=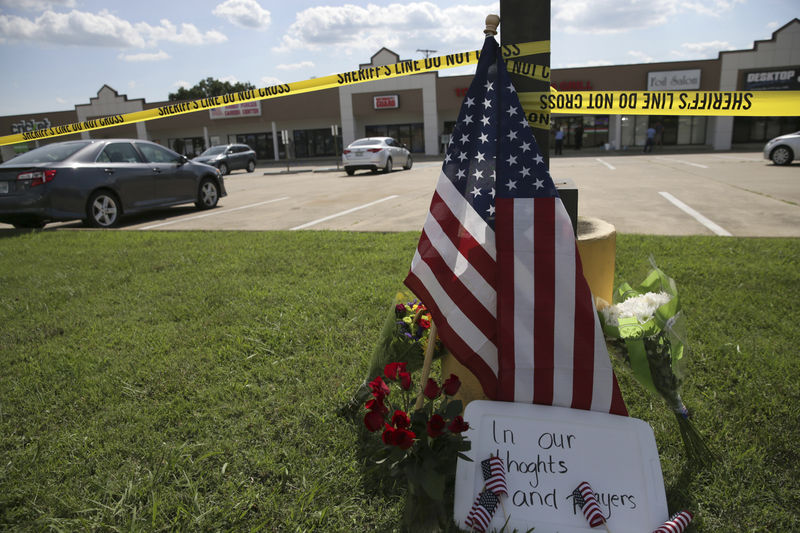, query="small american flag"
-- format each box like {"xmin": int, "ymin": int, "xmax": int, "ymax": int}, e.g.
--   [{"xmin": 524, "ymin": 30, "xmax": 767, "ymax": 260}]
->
[
  {"xmin": 404, "ymin": 34, "xmax": 627, "ymax": 414},
  {"xmin": 464, "ymin": 490, "xmax": 499, "ymax": 533},
  {"xmin": 481, "ymin": 456, "xmax": 508, "ymax": 497},
  {"xmin": 652, "ymin": 510, "xmax": 694, "ymax": 533},
  {"xmin": 574, "ymin": 481, "xmax": 605, "ymax": 527}
]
